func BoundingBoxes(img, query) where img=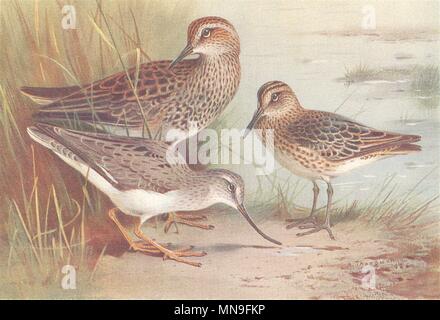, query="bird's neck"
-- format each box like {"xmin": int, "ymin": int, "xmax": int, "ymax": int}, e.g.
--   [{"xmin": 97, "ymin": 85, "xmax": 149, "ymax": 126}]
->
[
  {"xmin": 167, "ymin": 177, "xmax": 214, "ymax": 212},
  {"xmin": 258, "ymin": 108, "xmax": 303, "ymax": 131},
  {"xmin": 181, "ymin": 52, "xmax": 240, "ymax": 130},
  {"xmin": 196, "ymin": 51, "xmax": 240, "ymax": 73}
]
